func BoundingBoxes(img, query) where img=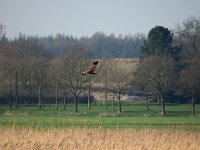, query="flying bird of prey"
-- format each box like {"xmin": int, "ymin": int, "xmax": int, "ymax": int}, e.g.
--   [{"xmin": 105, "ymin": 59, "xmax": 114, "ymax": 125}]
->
[{"xmin": 82, "ymin": 61, "xmax": 99, "ymax": 75}]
